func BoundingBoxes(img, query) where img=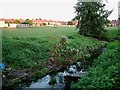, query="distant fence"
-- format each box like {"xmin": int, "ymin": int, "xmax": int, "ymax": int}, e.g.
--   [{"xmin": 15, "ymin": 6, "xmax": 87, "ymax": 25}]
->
[{"xmin": 17, "ymin": 24, "xmax": 33, "ymax": 28}]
